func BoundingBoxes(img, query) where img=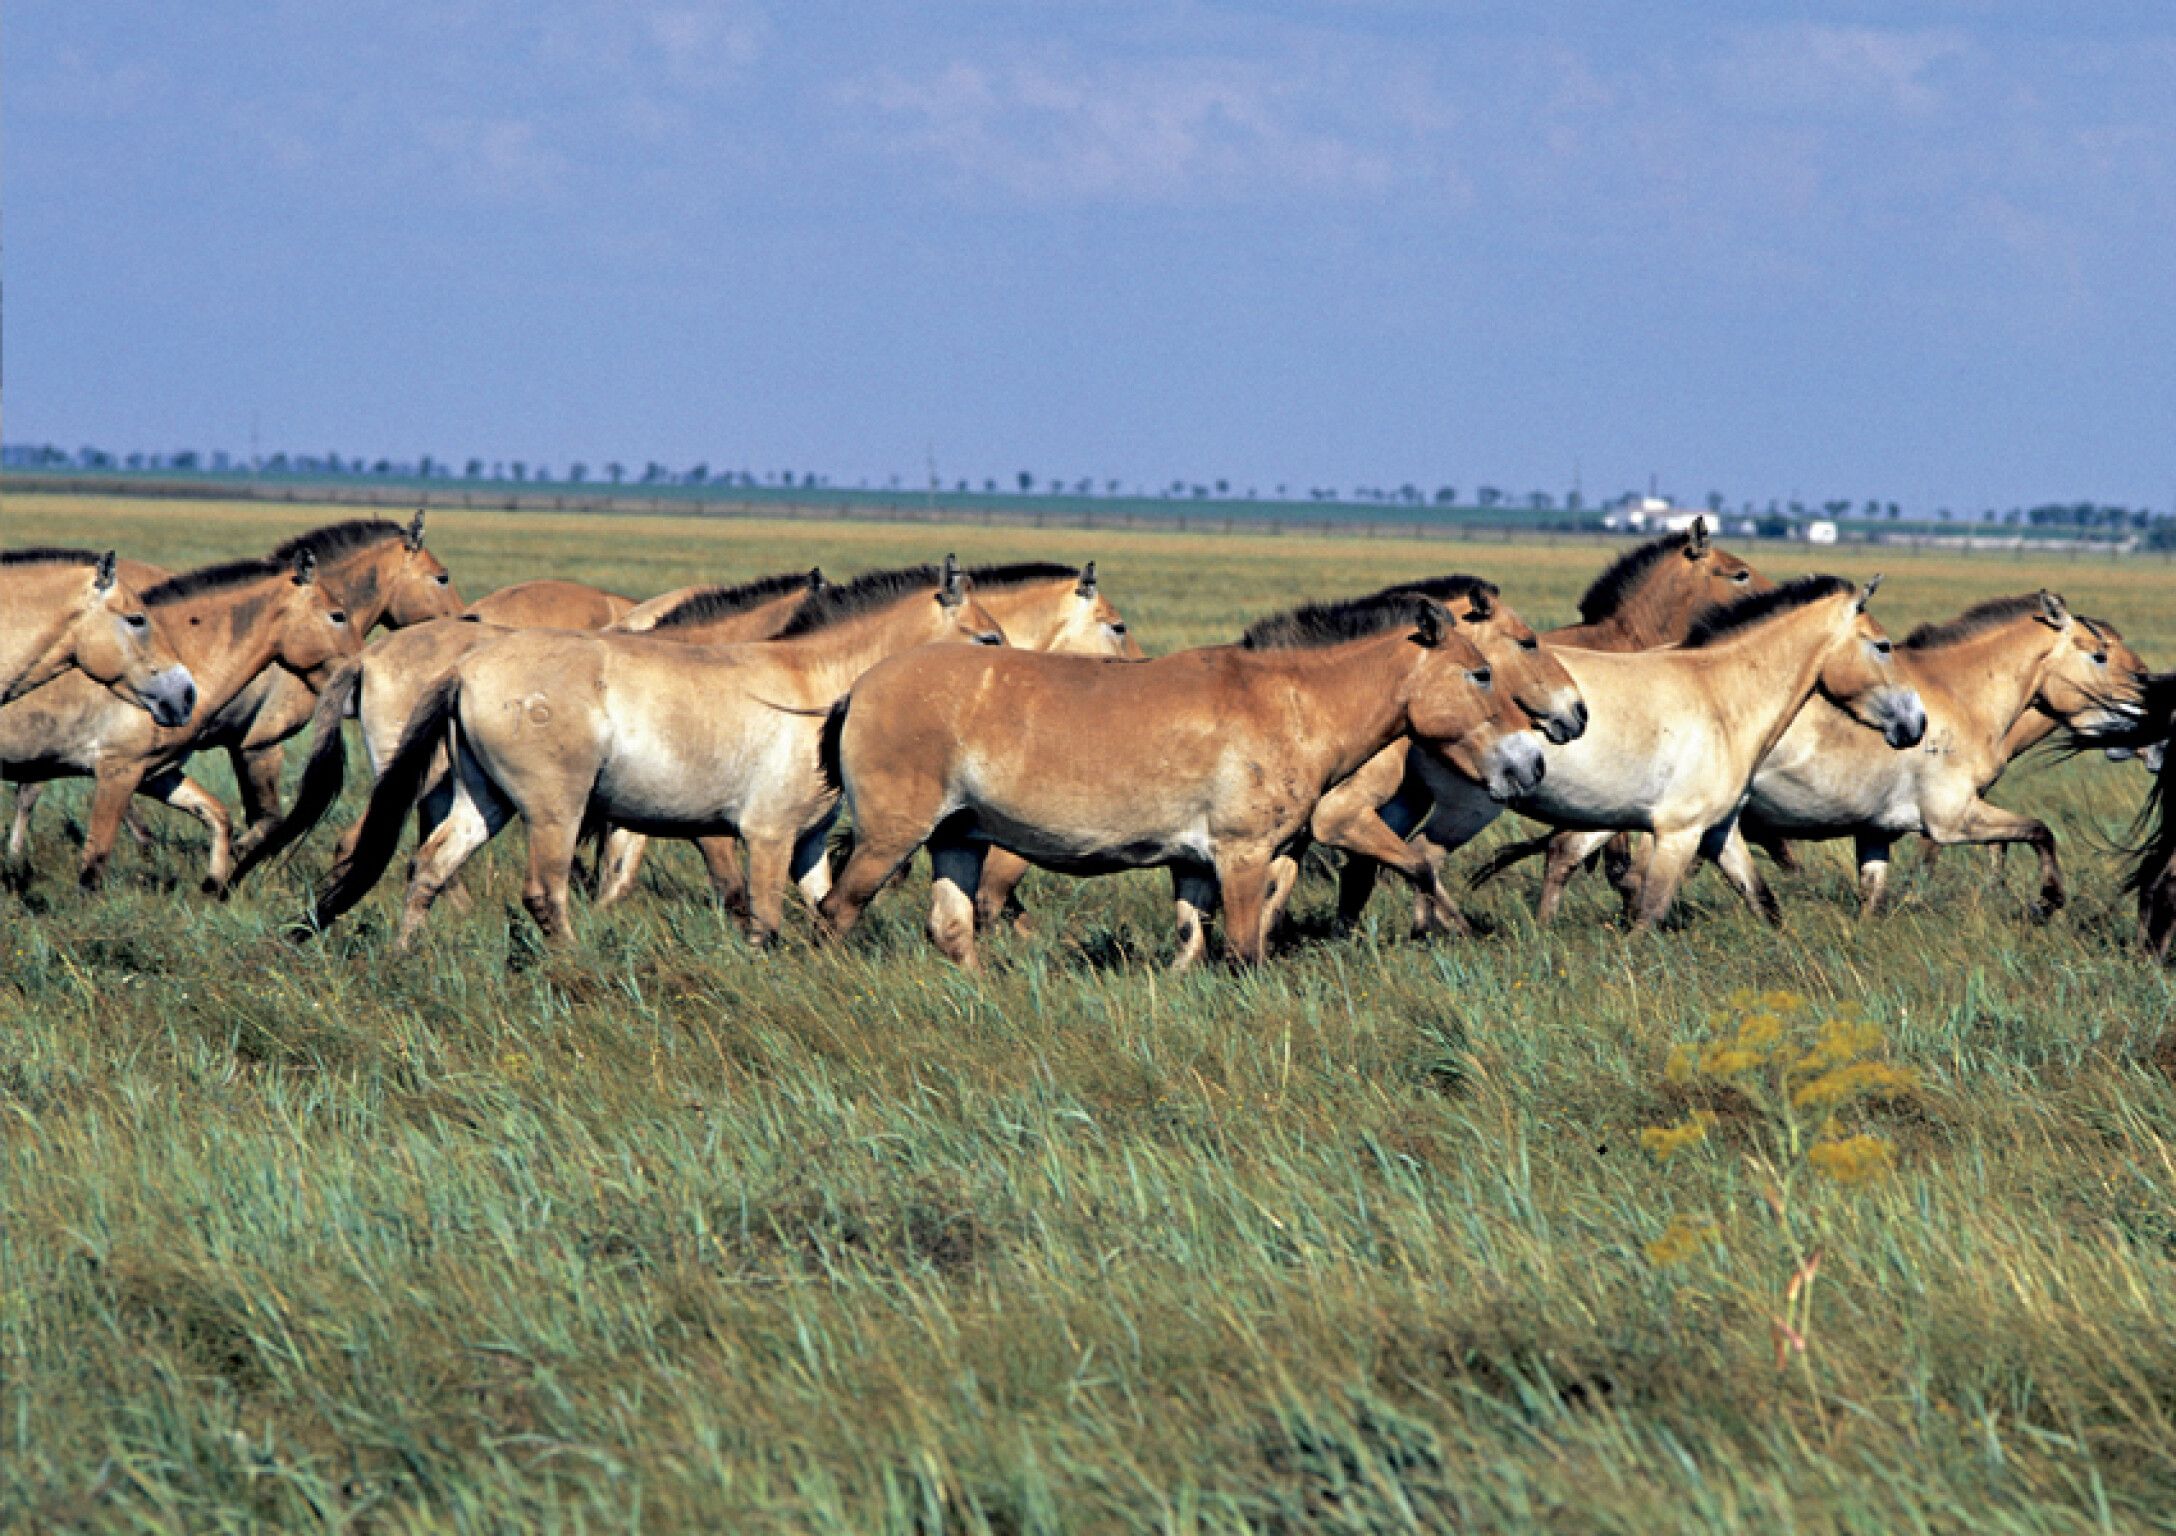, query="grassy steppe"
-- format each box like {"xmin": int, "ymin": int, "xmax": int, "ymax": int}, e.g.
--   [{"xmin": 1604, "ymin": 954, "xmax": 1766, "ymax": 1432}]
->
[{"xmin": 3, "ymin": 494, "xmax": 2174, "ymax": 1533}]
